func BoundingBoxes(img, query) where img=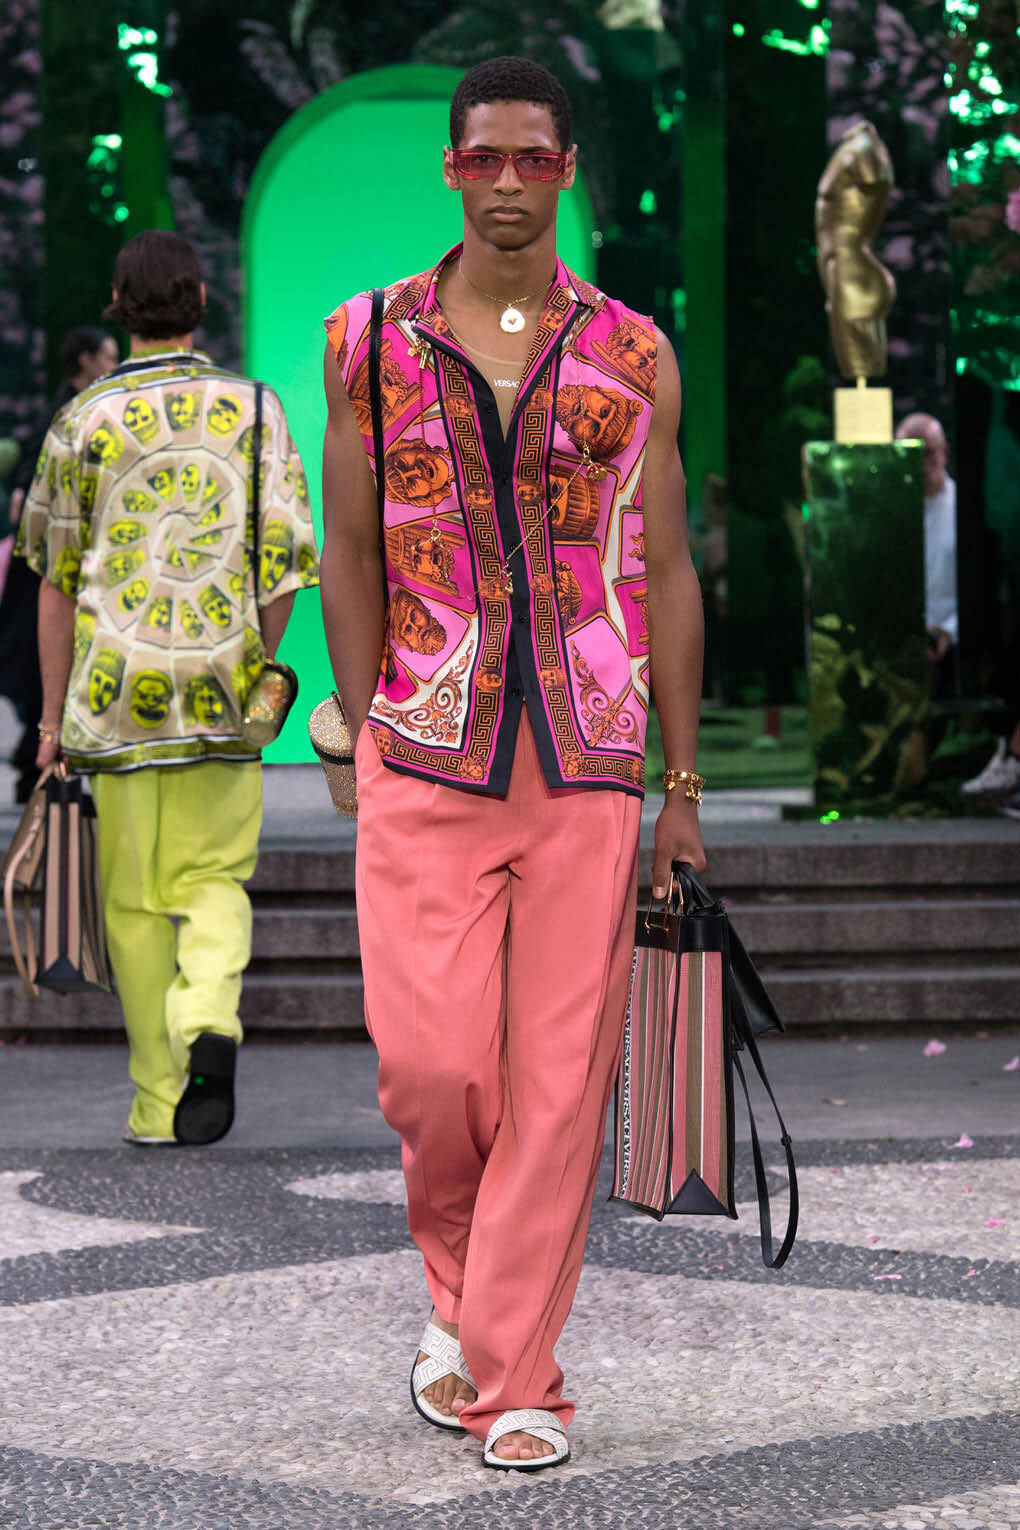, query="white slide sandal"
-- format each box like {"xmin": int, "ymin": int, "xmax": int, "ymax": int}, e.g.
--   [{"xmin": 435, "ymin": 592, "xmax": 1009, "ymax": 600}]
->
[
  {"xmin": 410, "ymin": 1321, "xmax": 476, "ymax": 1432},
  {"xmin": 483, "ymin": 1408, "xmax": 570, "ymax": 1471}
]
